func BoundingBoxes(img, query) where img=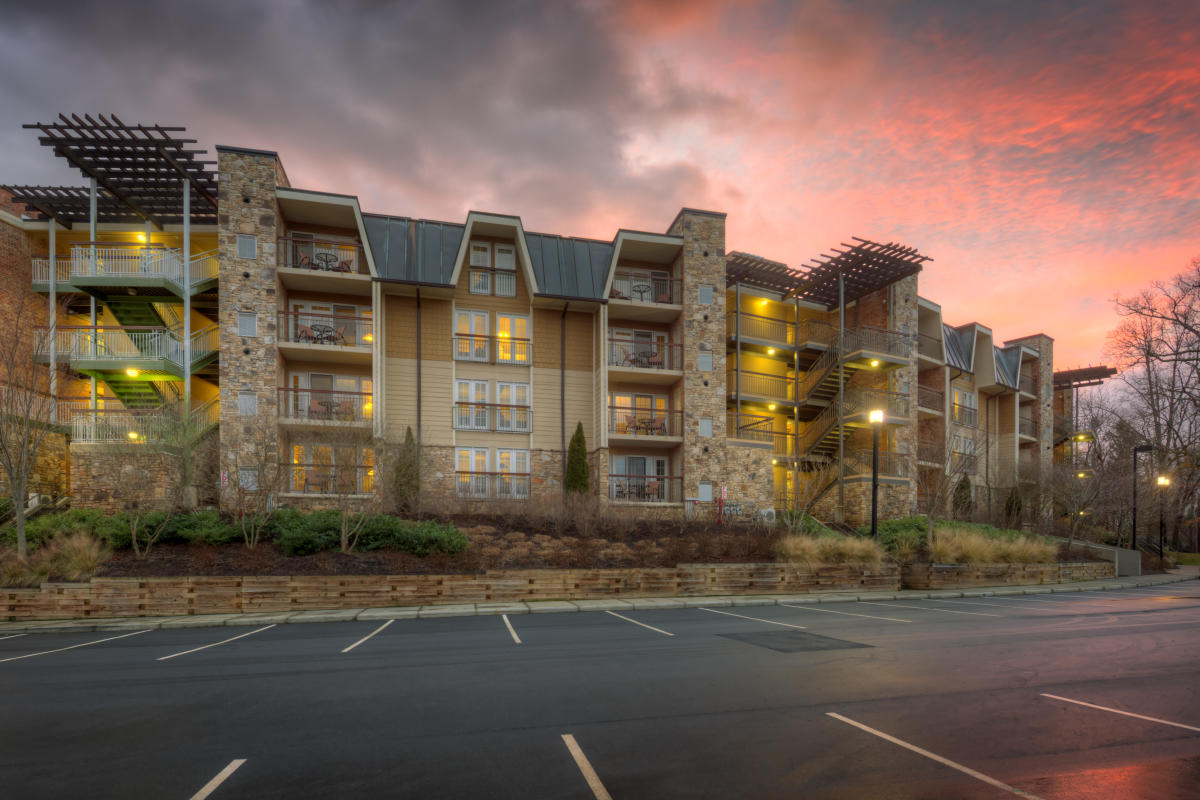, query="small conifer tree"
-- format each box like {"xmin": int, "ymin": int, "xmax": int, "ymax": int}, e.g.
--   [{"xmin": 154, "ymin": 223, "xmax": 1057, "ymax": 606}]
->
[
  {"xmin": 394, "ymin": 426, "xmax": 421, "ymax": 512},
  {"xmin": 564, "ymin": 422, "xmax": 589, "ymax": 494}
]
